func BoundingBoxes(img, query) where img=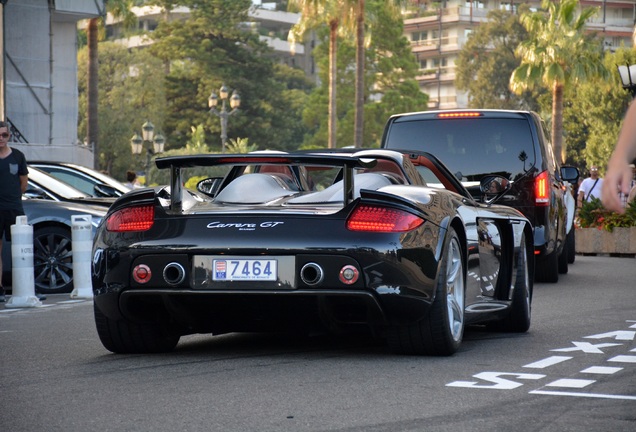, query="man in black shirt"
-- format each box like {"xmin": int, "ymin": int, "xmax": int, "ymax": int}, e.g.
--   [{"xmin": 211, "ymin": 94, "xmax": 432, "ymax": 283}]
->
[{"xmin": 0, "ymin": 121, "xmax": 44, "ymax": 302}]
